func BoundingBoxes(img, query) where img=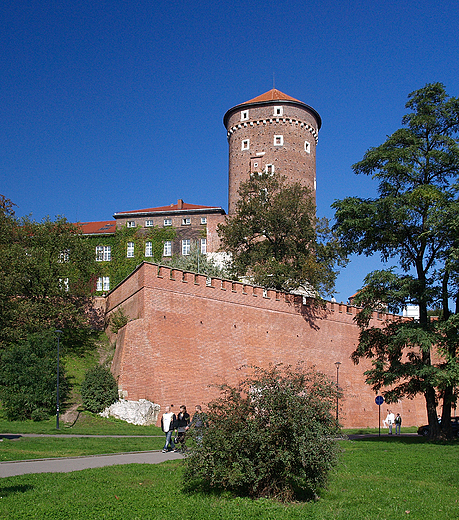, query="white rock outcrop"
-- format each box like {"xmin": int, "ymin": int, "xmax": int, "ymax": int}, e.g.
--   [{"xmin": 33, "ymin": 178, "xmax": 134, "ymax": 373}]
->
[{"xmin": 100, "ymin": 399, "xmax": 160, "ymax": 426}]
